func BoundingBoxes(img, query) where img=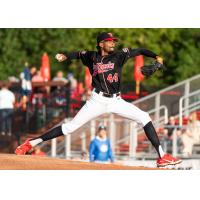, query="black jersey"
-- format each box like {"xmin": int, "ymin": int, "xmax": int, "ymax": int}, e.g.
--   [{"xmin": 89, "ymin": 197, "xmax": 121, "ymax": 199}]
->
[{"xmin": 67, "ymin": 48, "xmax": 157, "ymax": 94}]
